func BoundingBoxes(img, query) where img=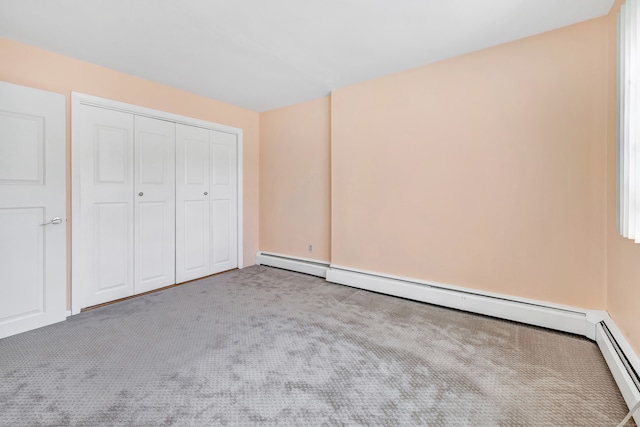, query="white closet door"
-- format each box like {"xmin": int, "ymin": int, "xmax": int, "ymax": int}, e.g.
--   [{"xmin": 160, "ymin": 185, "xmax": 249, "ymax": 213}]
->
[
  {"xmin": 134, "ymin": 116, "xmax": 176, "ymax": 294},
  {"xmin": 0, "ymin": 82, "xmax": 66, "ymax": 339},
  {"xmin": 210, "ymin": 131, "xmax": 238, "ymax": 274},
  {"xmin": 77, "ymin": 105, "xmax": 134, "ymax": 308},
  {"xmin": 176, "ymin": 124, "xmax": 210, "ymax": 283}
]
